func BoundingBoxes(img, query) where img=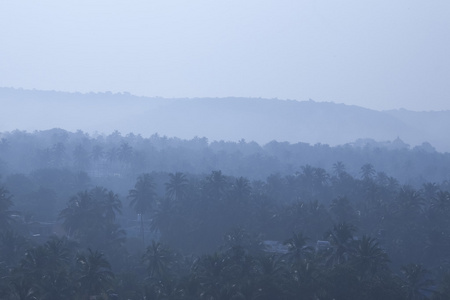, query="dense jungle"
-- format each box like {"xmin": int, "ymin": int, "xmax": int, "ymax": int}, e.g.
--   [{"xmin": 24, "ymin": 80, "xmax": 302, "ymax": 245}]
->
[{"xmin": 1, "ymin": 129, "xmax": 450, "ymax": 299}]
